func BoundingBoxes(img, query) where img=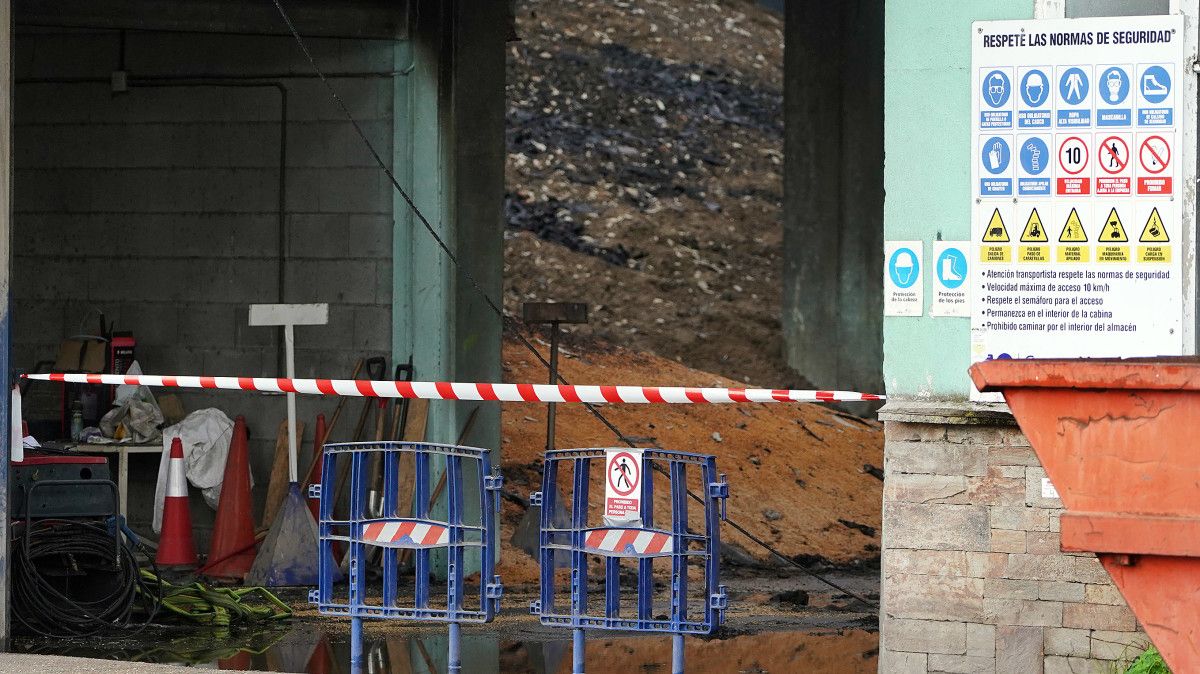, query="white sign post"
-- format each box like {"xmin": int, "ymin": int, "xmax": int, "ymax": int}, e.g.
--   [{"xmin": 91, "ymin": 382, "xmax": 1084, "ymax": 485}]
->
[
  {"xmin": 970, "ymin": 17, "xmax": 1188, "ymax": 400},
  {"xmin": 604, "ymin": 448, "xmax": 643, "ymax": 527},
  {"xmin": 248, "ymin": 303, "xmax": 329, "ymax": 483}
]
